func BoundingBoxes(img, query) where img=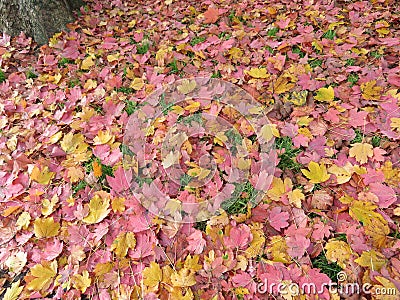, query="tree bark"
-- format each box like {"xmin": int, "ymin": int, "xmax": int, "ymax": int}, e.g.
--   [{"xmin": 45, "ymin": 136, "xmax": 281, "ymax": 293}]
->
[{"xmin": 0, "ymin": 0, "xmax": 84, "ymax": 45}]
